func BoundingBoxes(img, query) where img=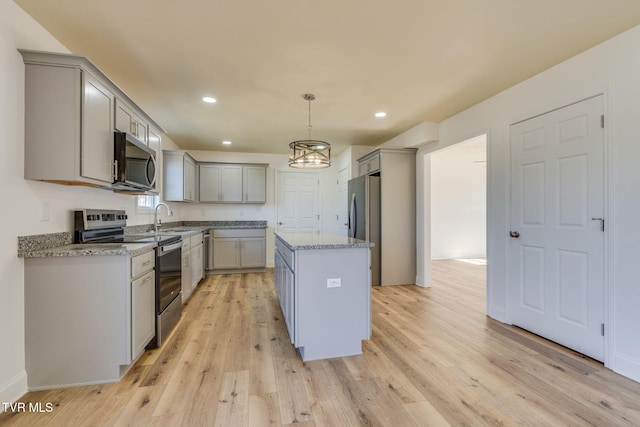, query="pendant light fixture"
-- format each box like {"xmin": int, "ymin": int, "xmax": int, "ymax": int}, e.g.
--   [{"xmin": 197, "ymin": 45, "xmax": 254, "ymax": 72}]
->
[{"xmin": 288, "ymin": 94, "xmax": 331, "ymax": 168}]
